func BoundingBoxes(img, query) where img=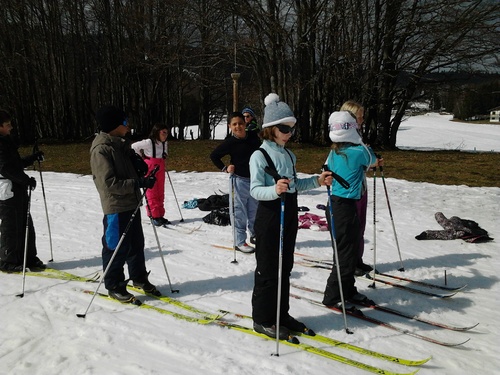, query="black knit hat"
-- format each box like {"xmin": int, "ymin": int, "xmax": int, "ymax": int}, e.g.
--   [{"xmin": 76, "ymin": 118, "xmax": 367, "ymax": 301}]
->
[{"xmin": 96, "ymin": 105, "xmax": 127, "ymax": 133}]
